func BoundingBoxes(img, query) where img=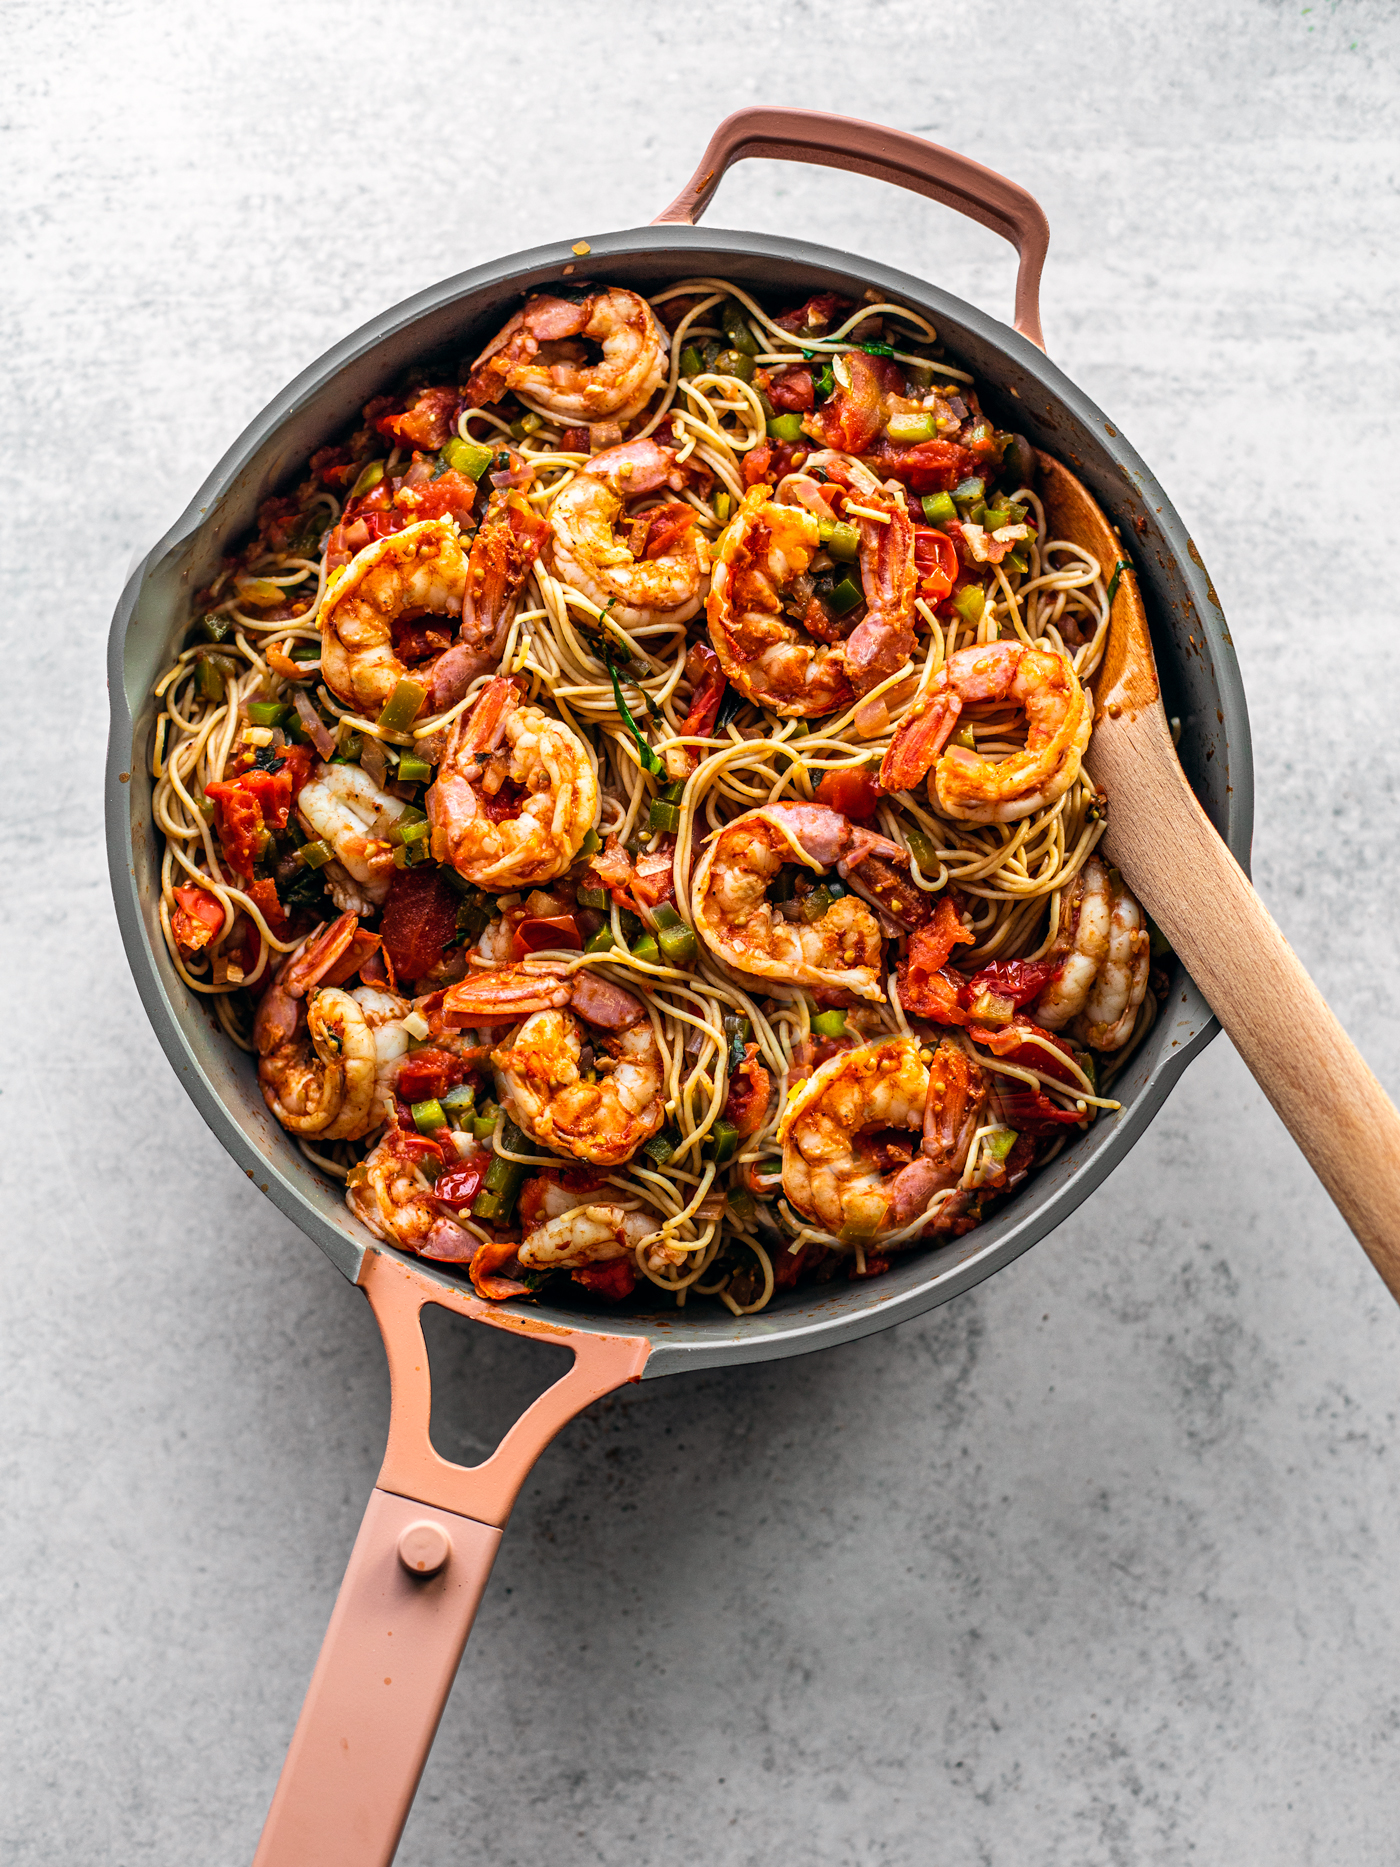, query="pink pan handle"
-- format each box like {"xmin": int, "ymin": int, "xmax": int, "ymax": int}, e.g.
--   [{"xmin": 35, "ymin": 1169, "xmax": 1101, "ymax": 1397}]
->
[
  {"xmin": 654, "ymin": 106, "xmax": 1049, "ymax": 352},
  {"xmin": 252, "ymin": 1251, "xmax": 649, "ymax": 1867}
]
